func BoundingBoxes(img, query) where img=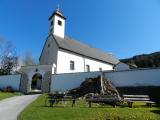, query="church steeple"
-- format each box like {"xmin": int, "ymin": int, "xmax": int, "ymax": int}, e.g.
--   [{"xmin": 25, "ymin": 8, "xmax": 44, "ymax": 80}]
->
[{"xmin": 49, "ymin": 7, "xmax": 66, "ymax": 38}]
